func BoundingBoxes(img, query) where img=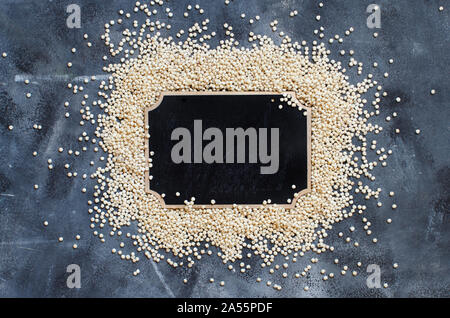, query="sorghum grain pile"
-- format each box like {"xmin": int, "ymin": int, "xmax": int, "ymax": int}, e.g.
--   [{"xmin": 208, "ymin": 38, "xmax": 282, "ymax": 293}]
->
[{"xmin": 89, "ymin": 6, "xmax": 383, "ymax": 269}]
